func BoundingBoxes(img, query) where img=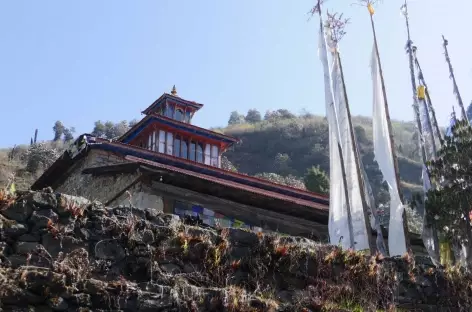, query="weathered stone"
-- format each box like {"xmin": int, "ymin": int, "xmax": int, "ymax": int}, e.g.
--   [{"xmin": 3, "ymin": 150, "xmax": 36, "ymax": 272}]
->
[
  {"xmin": 3, "ymin": 222, "xmax": 28, "ymax": 238},
  {"xmin": 227, "ymin": 228, "xmax": 259, "ymax": 246},
  {"xmin": 1, "ymin": 200, "xmax": 33, "ymax": 222},
  {"xmin": 42, "ymin": 234, "xmax": 86, "ymax": 258},
  {"xmin": 160, "ymin": 263, "xmax": 181, "ymax": 274},
  {"xmin": 47, "ymin": 297, "xmax": 68, "ymax": 311},
  {"xmin": 30, "ymin": 209, "xmax": 58, "ymax": 229},
  {"xmin": 18, "ymin": 233, "xmax": 41, "ymax": 242},
  {"xmin": 69, "ymin": 293, "xmax": 92, "ymax": 307},
  {"xmin": 94, "ymin": 239, "xmax": 126, "ymax": 261},
  {"xmin": 229, "ymin": 246, "xmax": 252, "ymax": 260},
  {"xmin": 142, "ymin": 229, "xmax": 154, "ymax": 244},
  {"xmin": 0, "ymin": 191, "xmax": 467, "ymax": 311},
  {"xmin": 15, "ymin": 242, "xmax": 42, "ymax": 255},
  {"xmin": 138, "ymin": 291, "xmax": 174, "ymax": 312},
  {"xmin": 56, "ymin": 193, "xmax": 90, "ymax": 217},
  {"xmin": 24, "ymin": 191, "xmax": 58, "ymax": 210}
]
